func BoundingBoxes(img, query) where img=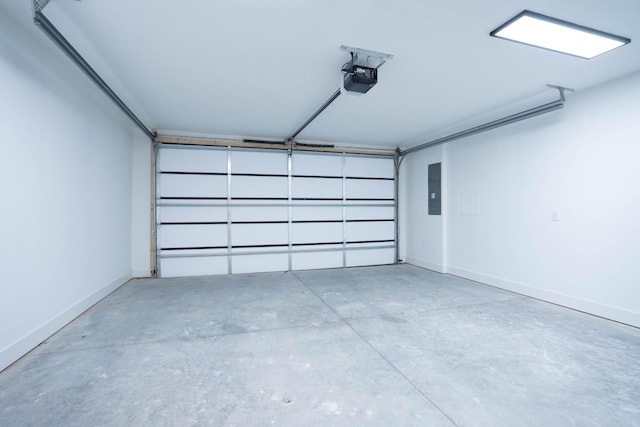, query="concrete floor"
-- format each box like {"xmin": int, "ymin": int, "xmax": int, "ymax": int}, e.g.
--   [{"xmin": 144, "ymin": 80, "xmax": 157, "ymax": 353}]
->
[{"xmin": 1, "ymin": 265, "xmax": 639, "ymax": 426}]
